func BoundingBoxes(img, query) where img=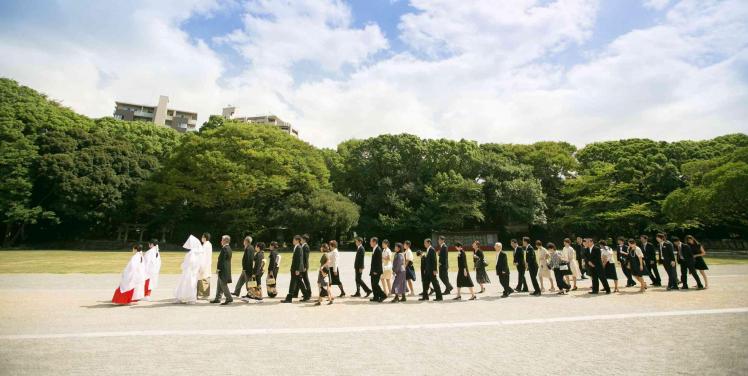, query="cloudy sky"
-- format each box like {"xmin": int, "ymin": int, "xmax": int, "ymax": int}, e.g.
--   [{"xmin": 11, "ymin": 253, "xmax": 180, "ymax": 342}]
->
[{"xmin": 1, "ymin": 0, "xmax": 746, "ymax": 147}]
